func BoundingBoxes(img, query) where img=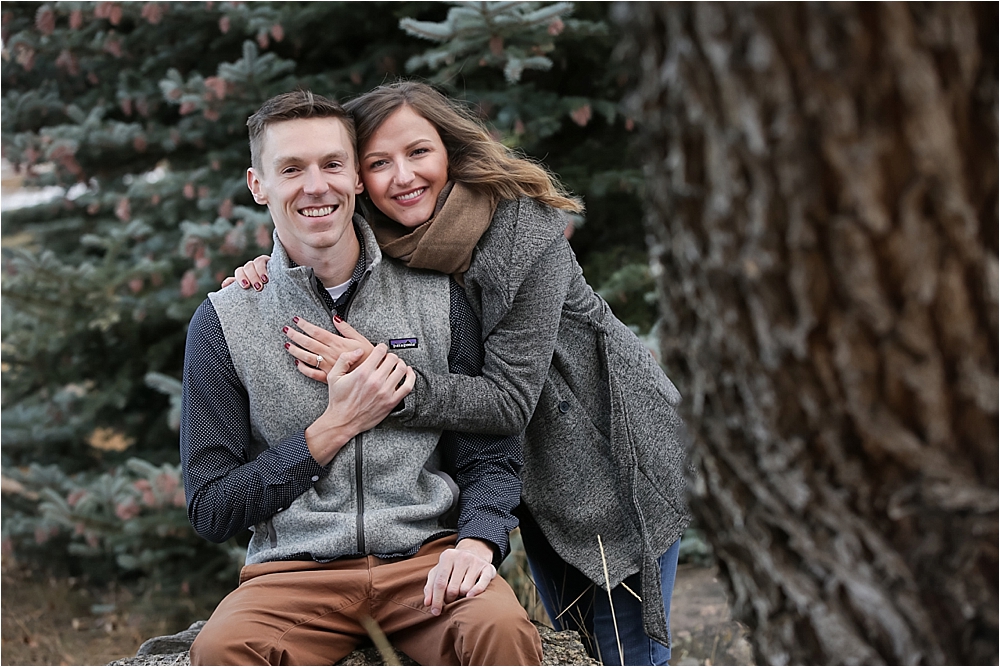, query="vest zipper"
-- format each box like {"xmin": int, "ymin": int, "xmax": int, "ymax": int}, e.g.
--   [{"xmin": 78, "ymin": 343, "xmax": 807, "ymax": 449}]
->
[
  {"xmin": 343, "ymin": 269, "xmax": 371, "ymax": 555},
  {"xmin": 355, "ymin": 432, "xmax": 365, "ymax": 553}
]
